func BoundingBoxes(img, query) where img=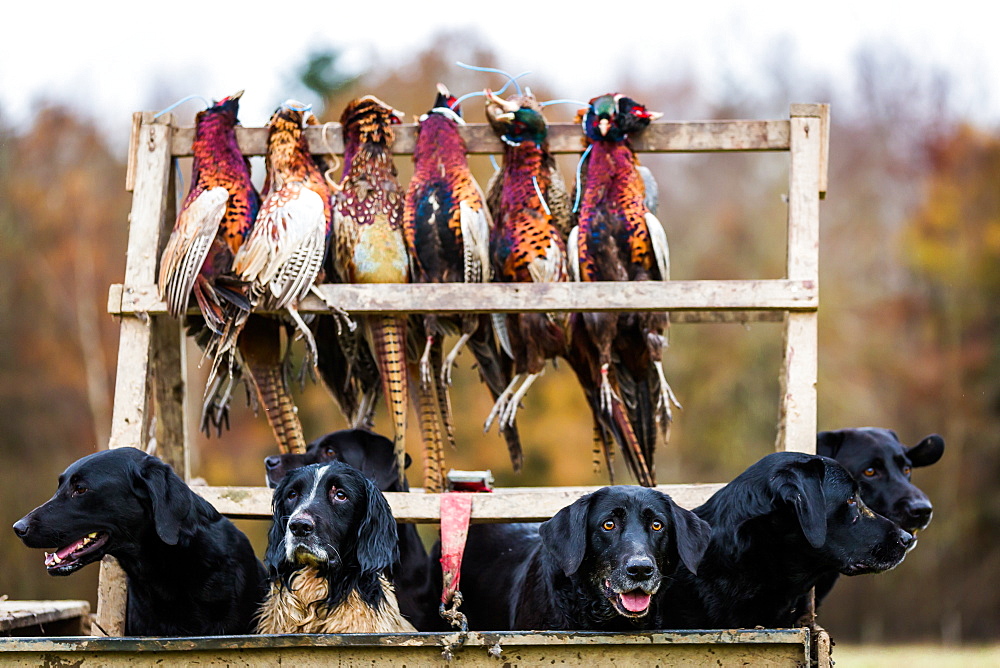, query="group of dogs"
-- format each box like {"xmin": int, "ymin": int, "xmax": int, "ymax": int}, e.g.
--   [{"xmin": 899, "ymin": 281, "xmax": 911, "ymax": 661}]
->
[{"xmin": 12, "ymin": 427, "xmax": 943, "ymax": 637}]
